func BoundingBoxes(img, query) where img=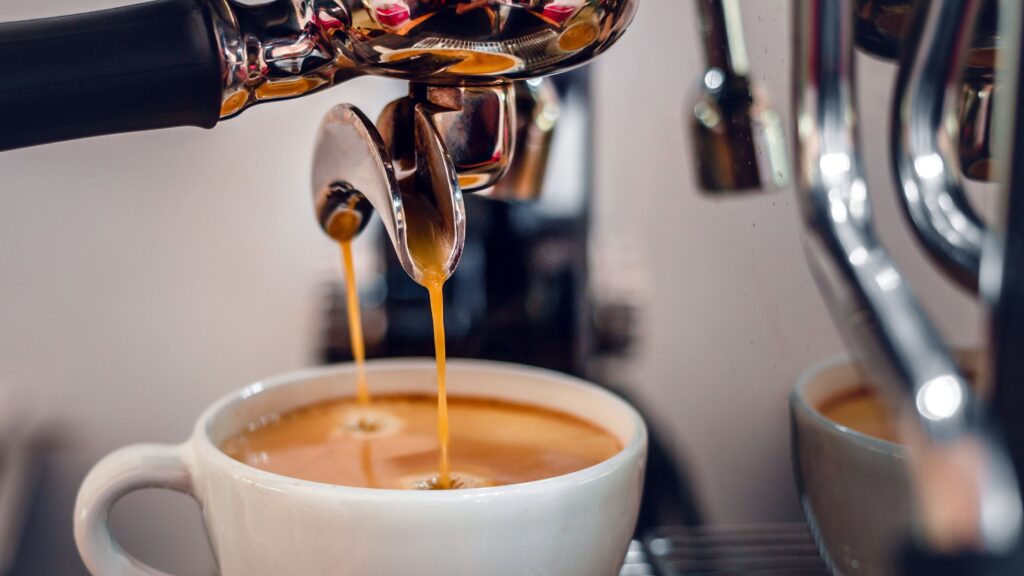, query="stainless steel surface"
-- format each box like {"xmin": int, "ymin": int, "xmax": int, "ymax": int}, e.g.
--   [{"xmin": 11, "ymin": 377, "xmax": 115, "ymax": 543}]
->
[
  {"xmin": 856, "ymin": 0, "xmax": 1003, "ymax": 185},
  {"xmin": 958, "ymin": 0, "xmax": 1001, "ymax": 184},
  {"xmin": 312, "ymin": 104, "xmax": 399, "ymax": 243},
  {"xmin": 327, "ymin": 71, "xmax": 603, "ymax": 379},
  {"xmin": 207, "ymin": 0, "xmax": 247, "ymax": 117},
  {"xmin": 990, "ymin": 0, "xmax": 1024, "ymax": 529},
  {"xmin": 404, "ymin": 101, "xmax": 467, "ymax": 283},
  {"xmin": 212, "ymin": 0, "xmax": 637, "ymax": 118},
  {"xmin": 793, "ymin": 0, "xmax": 1021, "ymax": 553},
  {"xmin": 892, "ymin": 0, "xmax": 986, "ymax": 292},
  {"xmin": 487, "ymin": 78, "xmax": 560, "ymax": 201},
  {"xmin": 854, "ymin": 0, "xmax": 916, "ymax": 61},
  {"xmin": 643, "ymin": 524, "xmax": 828, "ymax": 575},
  {"xmin": 691, "ymin": 0, "xmax": 788, "ymax": 194},
  {"xmin": 959, "ymin": 71, "xmax": 1000, "ymax": 182},
  {"xmin": 312, "ymin": 103, "xmax": 465, "ymax": 283},
  {"xmin": 855, "ymin": 0, "xmax": 1000, "ymax": 66},
  {"xmin": 311, "ymin": 78, "xmax": 552, "ymax": 283},
  {"xmin": 295, "ymin": 1, "xmax": 636, "ymax": 282},
  {"xmin": 378, "ymin": 83, "xmax": 516, "ymax": 194},
  {"xmin": 214, "ymin": 0, "xmax": 358, "ymax": 117}
]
